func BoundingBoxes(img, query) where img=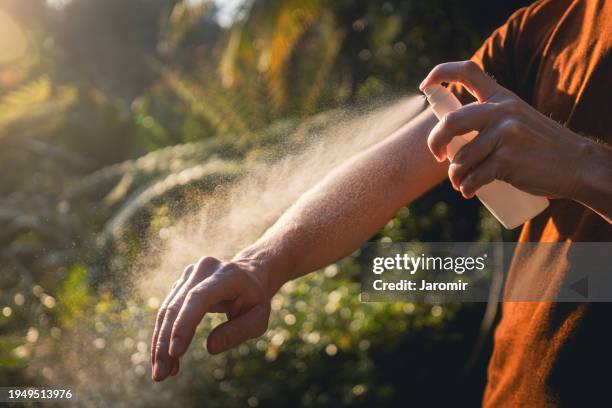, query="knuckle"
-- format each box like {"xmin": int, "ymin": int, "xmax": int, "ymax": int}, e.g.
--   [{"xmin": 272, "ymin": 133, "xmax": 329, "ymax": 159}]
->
[
  {"xmin": 221, "ymin": 261, "xmax": 241, "ymax": 274},
  {"xmin": 448, "ymin": 163, "xmax": 460, "ymax": 181},
  {"xmin": 186, "ymin": 284, "xmax": 204, "ymax": 299},
  {"xmin": 156, "ymin": 306, "xmax": 167, "ymax": 321},
  {"xmin": 170, "ymin": 279, "xmax": 181, "ymax": 290},
  {"xmin": 165, "ymin": 301, "xmax": 182, "ymax": 316},
  {"xmin": 193, "ymin": 257, "xmax": 218, "ymax": 278},
  {"xmin": 192, "ymin": 265, "xmax": 208, "ymax": 280},
  {"xmin": 500, "ymin": 100, "xmax": 521, "ymax": 115},
  {"xmin": 498, "ymin": 118, "xmax": 521, "ymax": 135},
  {"xmin": 463, "ymin": 60, "xmax": 479, "ymax": 74},
  {"xmin": 181, "ymin": 265, "xmax": 194, "ymax": 280},
  {"xmin": 431, "ymin": 63, "xmax": 444, "ymax": 76},
  {"xmin": 161, "ymin": 292, "xmax": 175, "ymax": 308},
  {"xmin": 441, "ymin": 111, "xmax": 458, "ymax": 128},
  {"xmin": 426, "ymin": 131, "xmax": 437, "ymax": 152},
  {"xmin": 198, "ymin": 256, "xmax": 218, "ymax": 267},
  {"xmin": 155, "ymin": 338, "xmax": 169, "ymax": 354},
  {"xmin": 220, "ymin": 262, "xmax": 248, "ymax": 282}
]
